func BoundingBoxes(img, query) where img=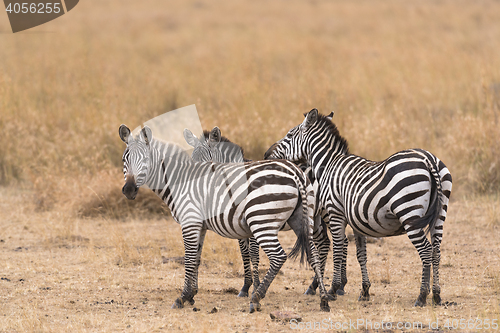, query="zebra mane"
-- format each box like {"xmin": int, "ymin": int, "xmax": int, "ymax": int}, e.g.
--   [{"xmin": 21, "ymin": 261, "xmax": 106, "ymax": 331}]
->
[
  {"xmin": 312, "ymin": 112, "xmax": 350, "ymax": 155},
  {"xmin": 202, "ymin": 130, "xmax": 249, "ymax": 162}
]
